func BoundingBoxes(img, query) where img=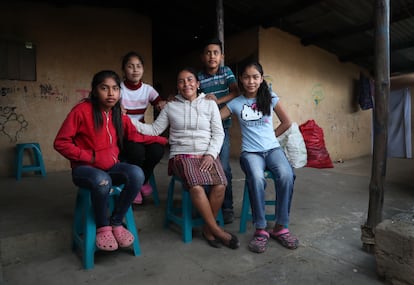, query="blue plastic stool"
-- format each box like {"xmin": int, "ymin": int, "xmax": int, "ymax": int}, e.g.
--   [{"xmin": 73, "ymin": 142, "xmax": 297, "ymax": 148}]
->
[
  {"xmin": 239, "ymin": 170, "xmax": 278, "ymax": 233},
  {"xmin": 165, "ymin": 175, "xmax": 224, "ymax": 243},
  {"xmin": 148, "ymin": 173, "xmax": 160, "ymax": 206},
  {"xmin": 72, "ymin": 185, "xmax": 141, "ymax": 269},
  {"xmin": 15, "ymin": 143, "xmax": 46, "ymax": 180}
]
